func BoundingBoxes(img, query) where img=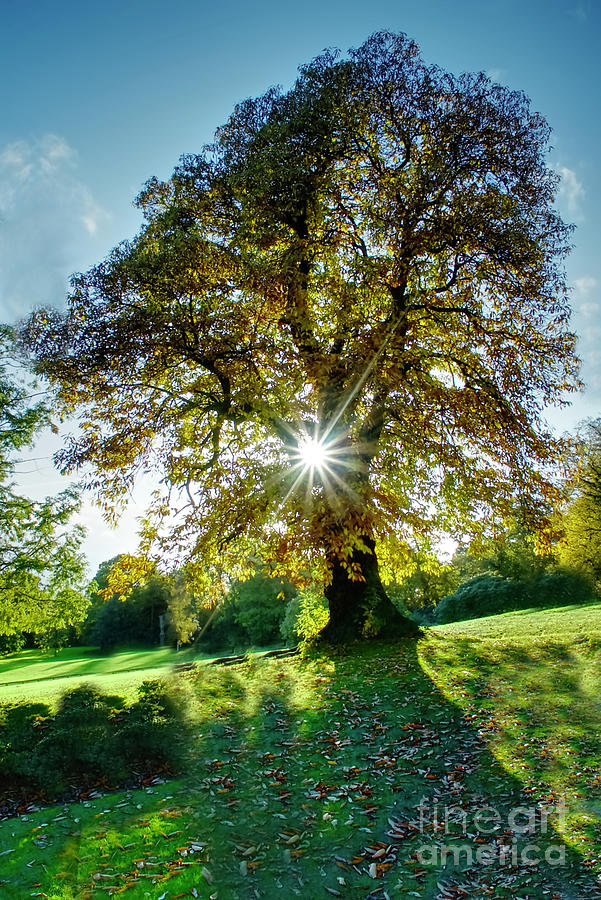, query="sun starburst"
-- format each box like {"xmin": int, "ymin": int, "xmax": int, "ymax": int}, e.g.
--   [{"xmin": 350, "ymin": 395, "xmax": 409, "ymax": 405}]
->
[
  {"xmin": 275, "ymin": 426, "xmax": 362, "ymax": 515},
  {"xmin": 297, "ymin": 435, "xmax": 334, "ymax": 475}
]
